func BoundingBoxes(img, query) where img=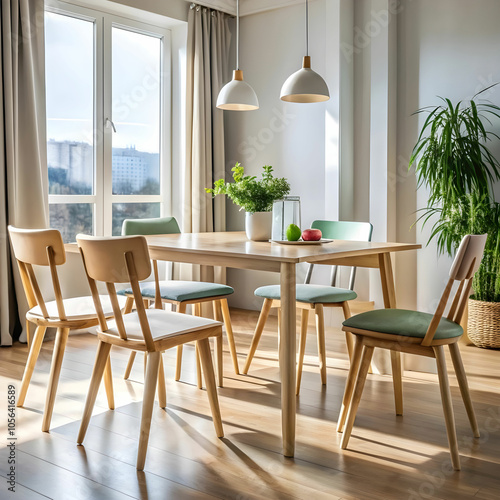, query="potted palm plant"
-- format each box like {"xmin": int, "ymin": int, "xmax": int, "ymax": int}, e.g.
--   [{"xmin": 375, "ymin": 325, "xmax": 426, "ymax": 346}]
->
[
  {"xmin": 206, "ymin": 162, "xmax": 290, "ymax": 241},
  {"xmin": 410, "ymin": 87, "xmax": 500, "ymax": 348}
]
